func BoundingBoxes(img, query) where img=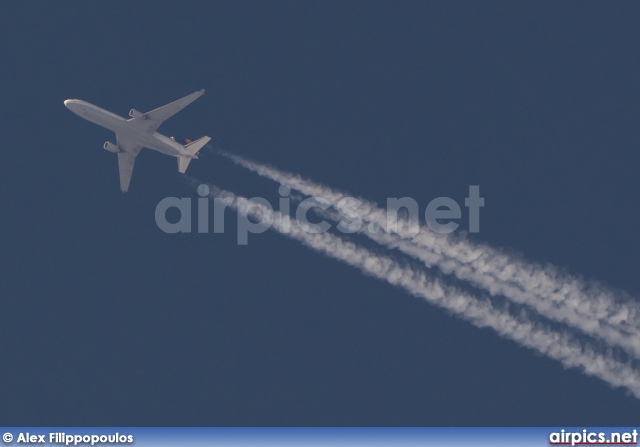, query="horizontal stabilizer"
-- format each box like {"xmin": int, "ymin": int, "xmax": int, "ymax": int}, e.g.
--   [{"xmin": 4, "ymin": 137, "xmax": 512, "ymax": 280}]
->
[{"xmin": 178, "ymin": 136, "xmax": 211, "ymax": 174}]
